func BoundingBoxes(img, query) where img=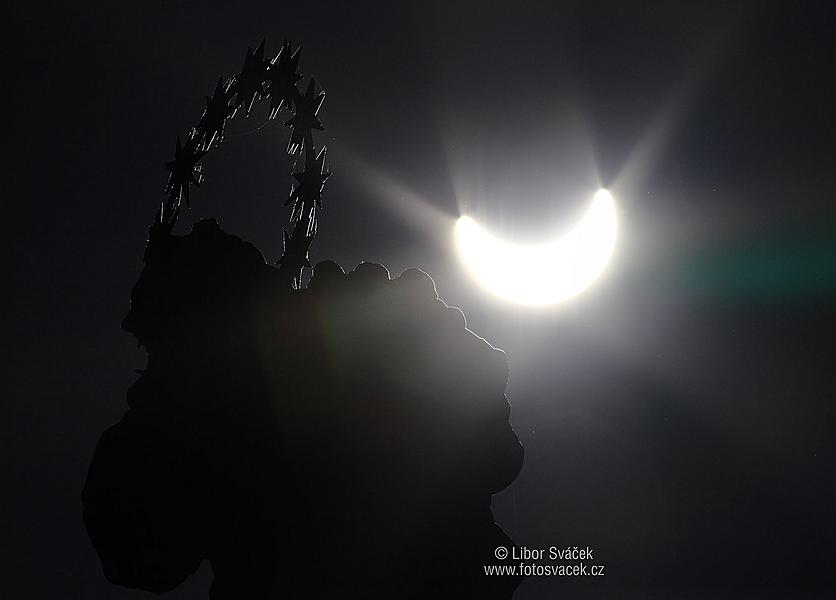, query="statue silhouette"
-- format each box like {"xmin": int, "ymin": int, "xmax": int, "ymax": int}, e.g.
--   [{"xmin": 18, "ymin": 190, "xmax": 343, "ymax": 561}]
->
[
  {"xmin": 82, "ymin": 220, "xmax": 524, "ymax": 598},
  {"xmin": 83, "ymin": 38, "xmax": 523, "ymax": 597}
]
